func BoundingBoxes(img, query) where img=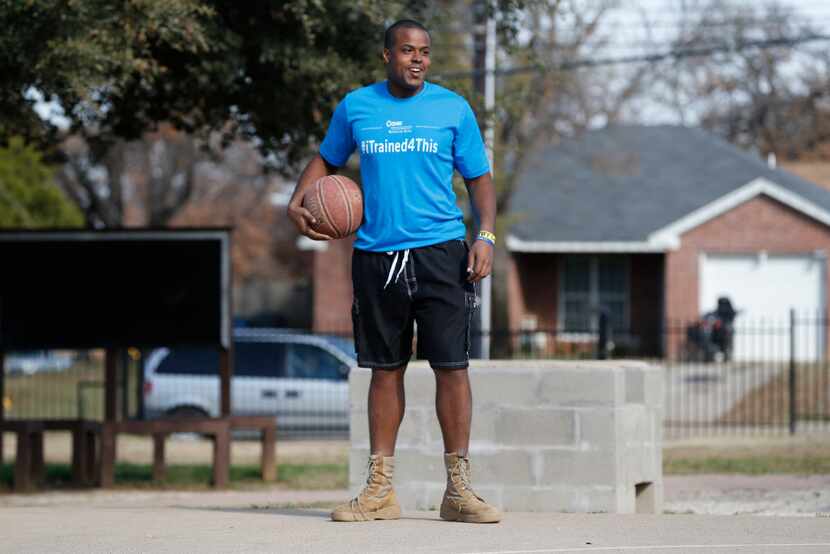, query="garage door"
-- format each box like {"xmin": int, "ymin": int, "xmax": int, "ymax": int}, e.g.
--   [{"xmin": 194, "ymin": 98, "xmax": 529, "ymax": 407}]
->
[{"xmin": 699, "ymin": 253, "xmax": 825, "ymax": 362}]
